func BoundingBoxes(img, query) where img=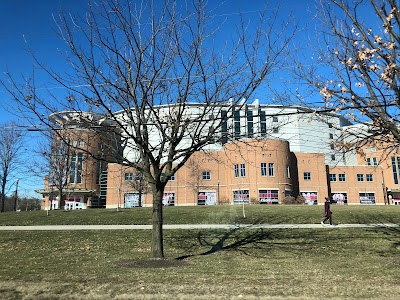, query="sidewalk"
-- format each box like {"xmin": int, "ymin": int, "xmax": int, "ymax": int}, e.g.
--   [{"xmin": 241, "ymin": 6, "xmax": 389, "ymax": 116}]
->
[{"xmin": 0, "ymin": 223, "xmax": 398, "ymax": 230}]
